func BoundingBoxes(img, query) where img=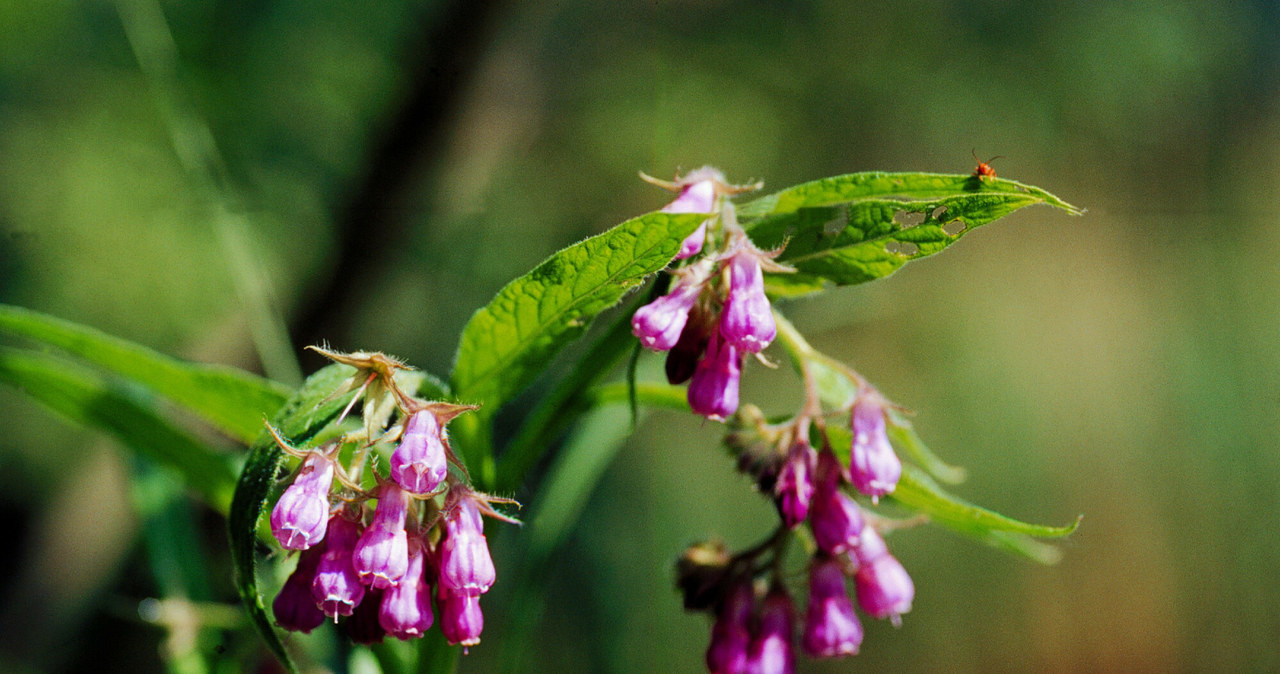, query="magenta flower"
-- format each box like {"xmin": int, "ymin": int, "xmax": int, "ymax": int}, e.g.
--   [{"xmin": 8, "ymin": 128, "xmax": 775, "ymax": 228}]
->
[
  {"xmin": 809, "ymin": 452, "xmax": 864, "ymax": 555},
  {"xmin": 353, "ymin": 483, "xmax": 410, "ymax": 589},
  {"xmin": 848, "ymin": 395, "xmax": 901, "ymax": 499},
  {"xmin": 745, "ymin": 589, "xmax": 795, "ymax": 674},
  {"xmin": 774, "ymin": 440, "xmax": 817, "ymax": 529},
  {"xmin": 270, "ymin": 453, "xmax": 334, "ymax": 550},
  {"xmin": 272, "ymin": 546, "xmax": 325, "ymax": 633},
  {"xmin": 801, "ymin": 558, "xmax": 862, "ymax": 658},
  {"xmin": 439, "ymin": 588, "xmax": 485, "ymax": 648},
  {"xmin": 633, "ymin": 278, "xmax": 703, "ymax": 351},
  {"xmin": 390, "ymin": 411, "xmax": 448, "ymax": 495},
  {"xmin": 720, "ymin": 251, "xmax": 775, "ymax": 353},
  {"xmin": 661, "ymin": 178, "xmax": 718, "ymax": 260},
  {"xmin": 379, "ymin": 538, "xmax": 434, "ymax": 639},
  {"xmin": 312, "ymin": 514, "xmax": 366, "ymax": 618},
  {"xmin": 437, "ymin": 497, "xmax": 496, "ymax": 596},
  {"xmin": 666, "ymin": 307, "xmax": 712, "ymax": 385},
  {"xmin": 853, "ymin": 526, "xmax": 914, "ymax": 622},
  {"xmin": 688, "ymin": 331, "xmax": 741, "ymax": 421},
  {"xmin": 706, "ymin": 582, "xmax": 754, "ymax": 674}
]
